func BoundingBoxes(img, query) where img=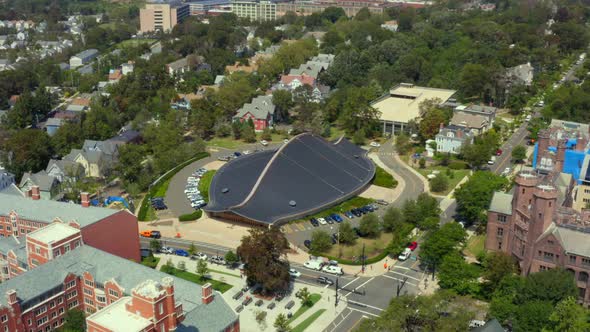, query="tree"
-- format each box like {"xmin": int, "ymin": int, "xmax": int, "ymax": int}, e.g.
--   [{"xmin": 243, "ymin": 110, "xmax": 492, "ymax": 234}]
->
[
  {"xmin": 150, "ymin": 239, "xmax": 161, "ymax": 253},
  {"xmin": 295, "ymin": 287, "xmax": 312, "ymax": 306},
  {"xmin": 225, "ymin": 250, "xmax": 239, "ymax": 265},
  {"xmin": 0, "ymin": 129, "xmax": 53, "ymax": 181},
  {"xmin": 454, "ymin": 171, "xmax": 508, "ymax": 225},
  {"xmin": 241, "ymin": 120, "xmax": 256, "ymax": 143},
  {"xmin": 419, "ymin": 158, "xmax": 426, "ymax": 169},
  {"xmin": 273, "ymin": 313, "xmax": 292, "ymax": 332},
  {"xmin": 517, "ymin": 268, "xmax": 577, "ymax": 305},
  {"xmin": 382, "ymin": 207, "xmax": 404, "ymax": 233},
  {"xmin": 430, "ymin": 174, "xmax": 449, "ymax": 193},
  {"xmin": 272, "ymin": 90, "xmax": 293, "ymax": 123},
  {"xmin": 237, "ymin": 228, "xmax": 290, "ymax": 295},
  {"xmin": 338, "ymin": 221, "xmax": 356, "ymax": 244},
  {"xmin": 418, "ymin": 98, "xmax": 447, "ymax": 140},
  {"xmin": 310, "ymin": 230, "xmax": 332, "ymax": 253},
  {"xmin": 511, "ymin": 145, "xmax": 527, "ymax": 163},
  {"xmin": 438, "ymin": 252, "xmax": 480, "ymax": 295},
  {"xmin": 352, "ymin": 129, "xmax": 366, "ymax": 145},
  {"xmin": 420, "ymin": 222, "xmax": 466, "ymax": 268},
  {"xmin": 461, "ymin": 142, "xmax": 492, "ymax": 169},
  {"xmin": 59, "ymin": 309, "xmax": 86, "ymax": 331},
  {"xmin": 51, "ymin": 122, "xmax": 84, "ymax": 157},
  {"xmin": 196, "ymin": 259, "xmax": 209, "ymax": 280},
  {"xmin": 261, "ymin": 127, "xmax": 272, "ymax": 141},
  {"xmin": 482, "ymin": 252, "xmax": 517, "ymax": 291},
  {"xmin": 359, "ymin": 214, "xmax": 381, "ymax": 238},
  {"xmin": 547, "ymin": 297, "xmax": 590, "ymax": 332},
  {"xmin": 161, "ymin": 259, "xmax": 175, "ymax": 273},
  {"xmin": 459, "ymin": 63, "xmax": 488, "ymax": 99},
  {"xmin": 188, "ymin": 243, "xmax": 197, "ymax": 256},
  {"xmin": 395, "ymin": 133, "xmax": 411, "ymax": 155},
  {"xmin": 177, "ymin": 260, "xmax": 187, "ymax": 272}
]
